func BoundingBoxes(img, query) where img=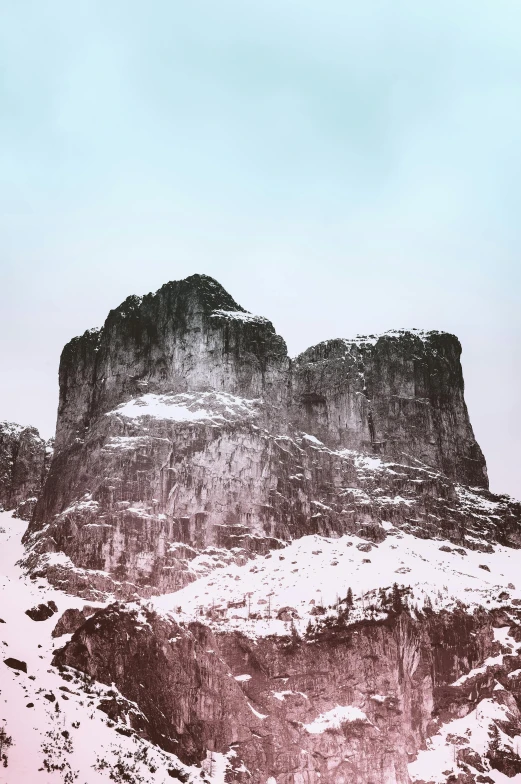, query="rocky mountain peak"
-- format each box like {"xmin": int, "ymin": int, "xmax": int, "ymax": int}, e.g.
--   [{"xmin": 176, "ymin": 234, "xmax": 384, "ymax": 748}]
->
[
  {"xmin": 104, "ymin": 274, "xmax": 248, "ymax": 333},
  {"xmin": 23, "ymin": 274, "xmax": 513, "ymax": 606},
  {"xmin": 55, "ymin": 275, "xmax": 288, "ymax": 453},
  {"xmin": 156, "ymin": 272, "xmax": 247, "ymax": 314}
]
